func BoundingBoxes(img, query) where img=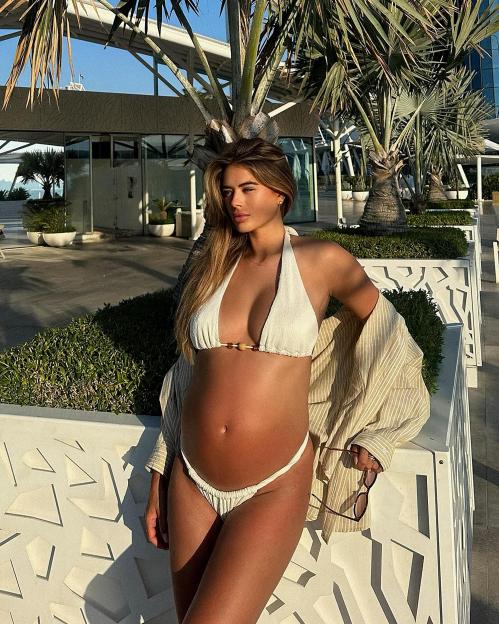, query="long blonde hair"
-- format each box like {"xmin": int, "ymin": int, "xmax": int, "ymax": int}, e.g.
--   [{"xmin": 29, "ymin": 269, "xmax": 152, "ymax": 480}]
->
[{"xmin": 174, "ymin": 137, "xmax": 297, "ymax": 364}]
